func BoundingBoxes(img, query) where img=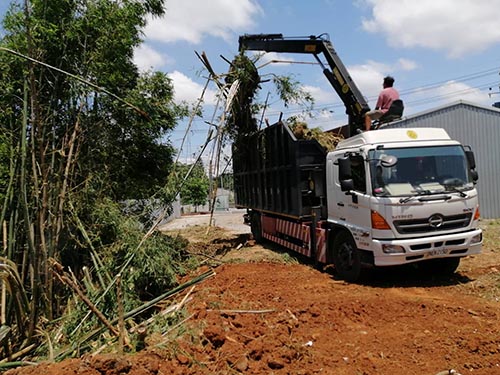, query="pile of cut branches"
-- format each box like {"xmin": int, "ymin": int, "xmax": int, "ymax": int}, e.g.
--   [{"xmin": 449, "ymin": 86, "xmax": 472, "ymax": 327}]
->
[{"xmin": 288, "ymin": 120, "xmax": 343, "ymax": 151}]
